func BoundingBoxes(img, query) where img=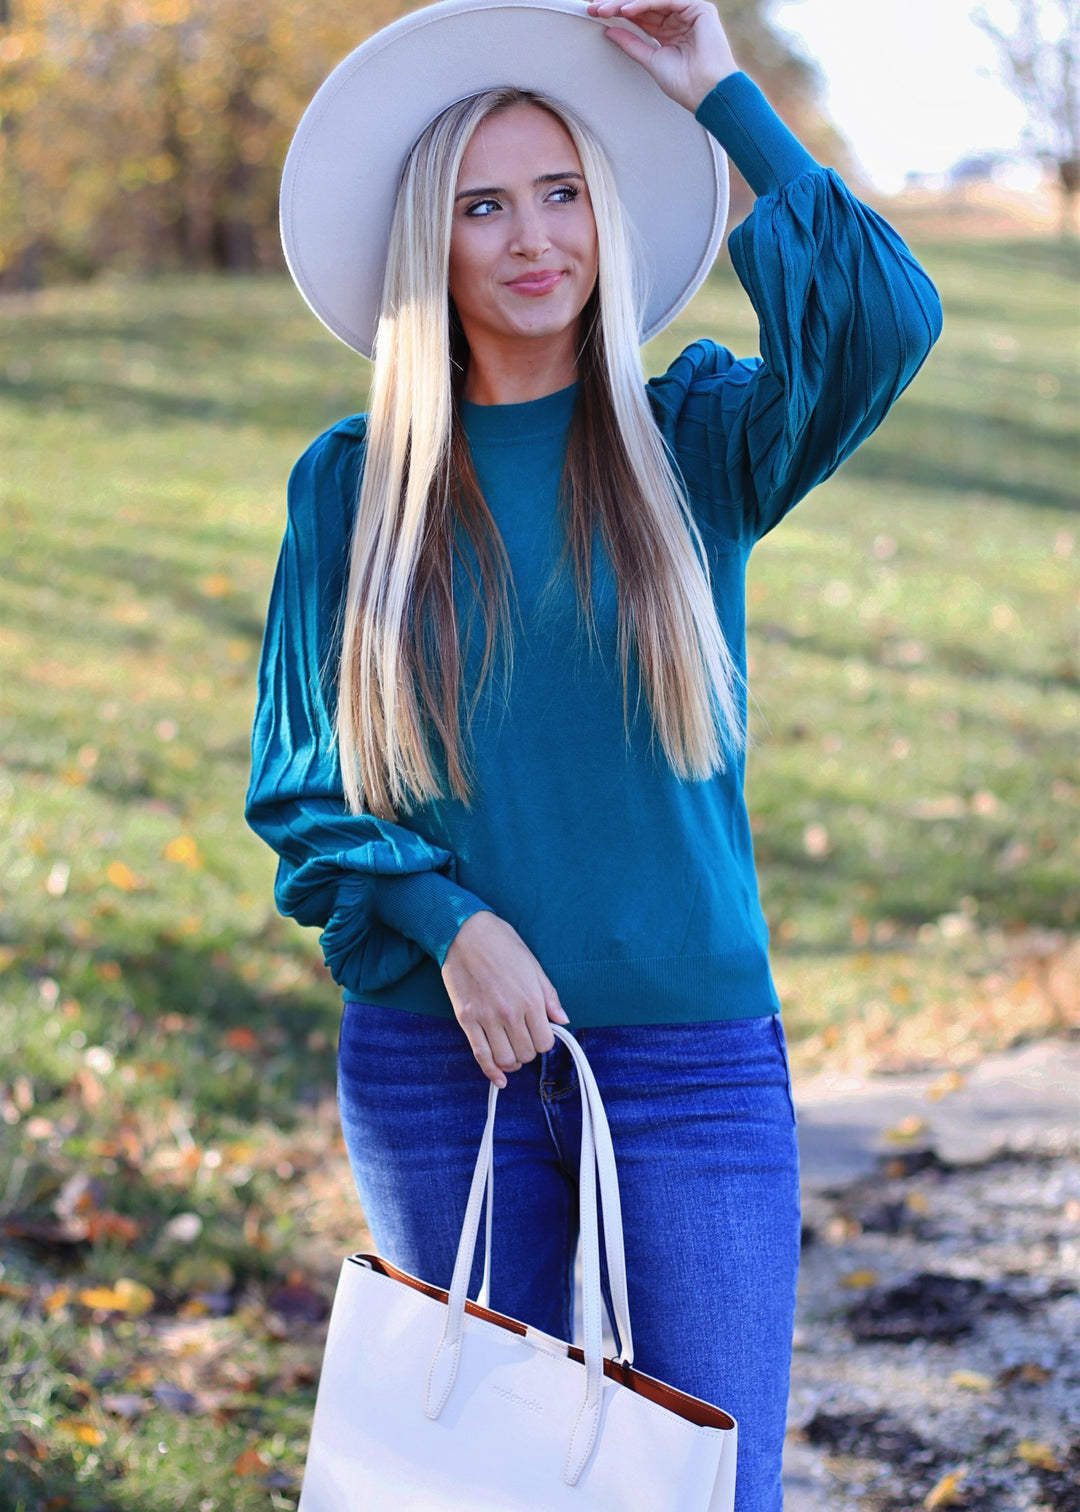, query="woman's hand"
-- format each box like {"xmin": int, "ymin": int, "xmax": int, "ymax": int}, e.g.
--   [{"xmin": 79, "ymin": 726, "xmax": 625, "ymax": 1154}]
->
[
  {"xmin": 441, "ymin": 911, "xmax": 569, "ymax": 1087},
  {"xmin": 585, "ymin": 0, "xmax": 738, "ymax": 114}
]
